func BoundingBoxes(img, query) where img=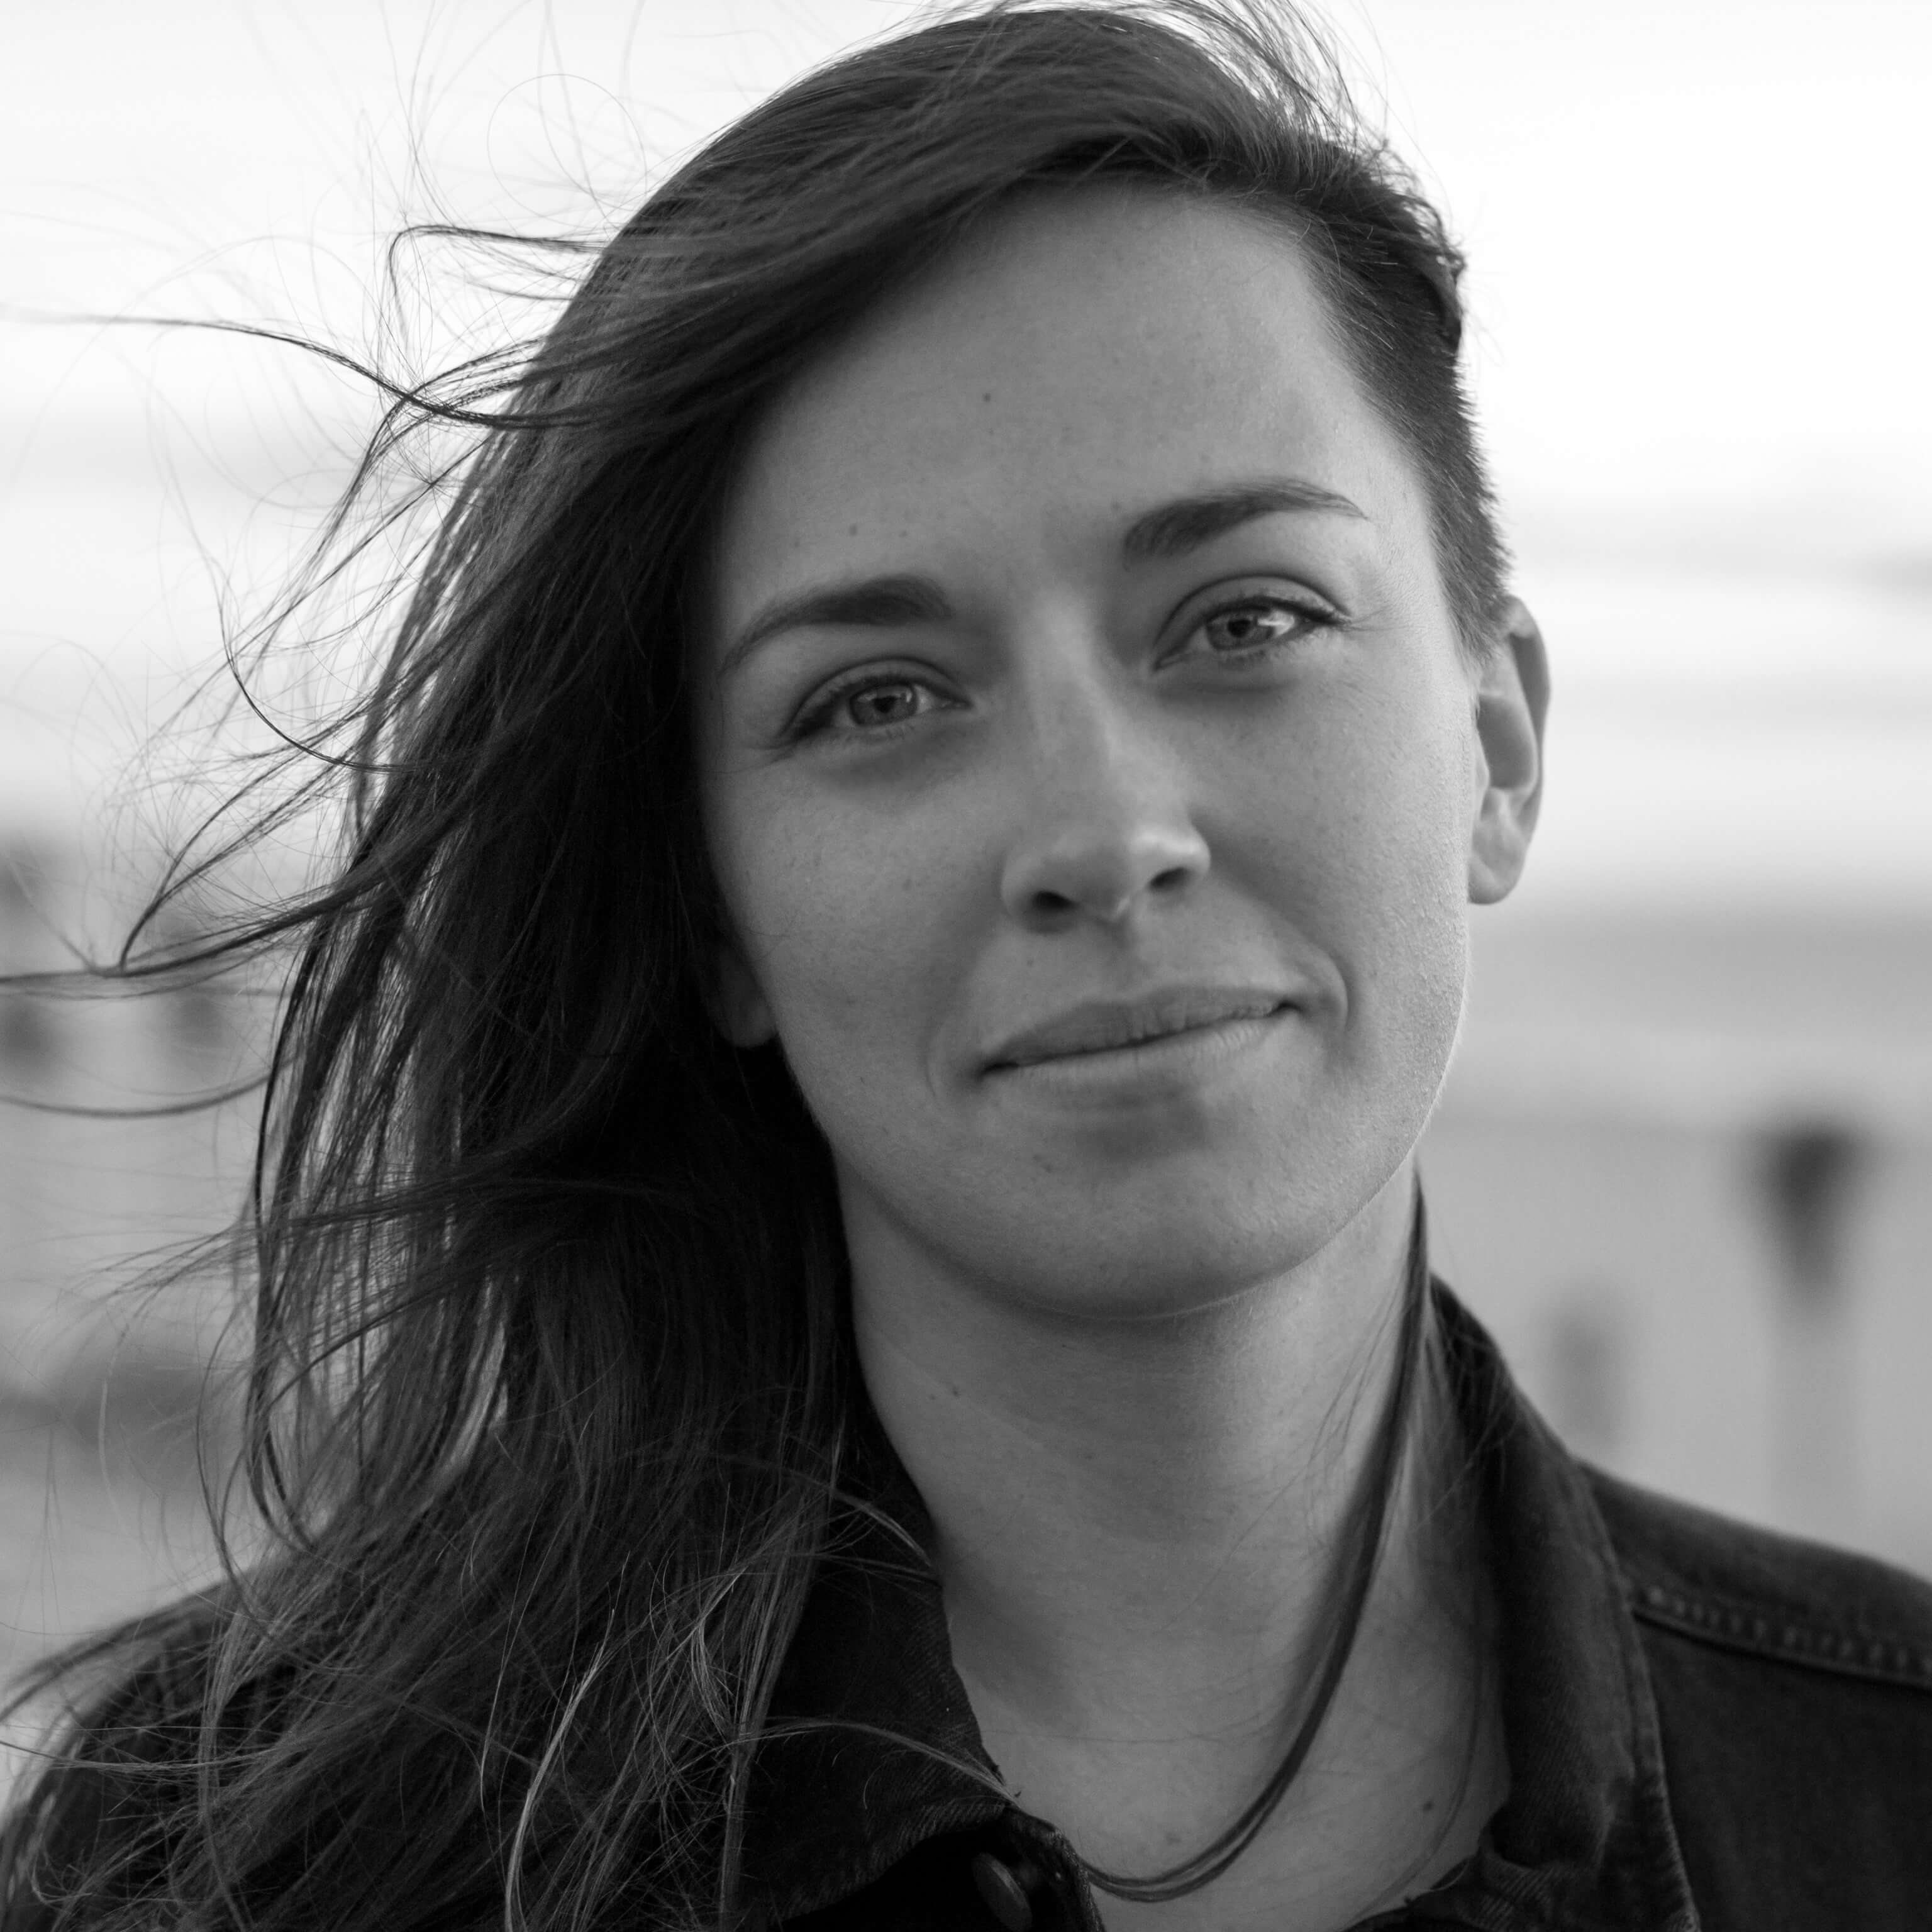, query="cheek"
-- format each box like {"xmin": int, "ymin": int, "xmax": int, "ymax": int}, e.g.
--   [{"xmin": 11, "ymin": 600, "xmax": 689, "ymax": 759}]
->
[
  {"xmin": 1343, "ymin": 687, "xmax": 1477, "ymax": 1092},
  {"xmin": 1241, "ymin": 662, "xmax": 1473, "ymax": 919},
  {"xmin": 714, "ymin": 787, "xmax": 972, "ymax": 1097},
  {"xmin": 1248, "ymin": 669, "xmax": 1473, "ymax": 1075}
]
